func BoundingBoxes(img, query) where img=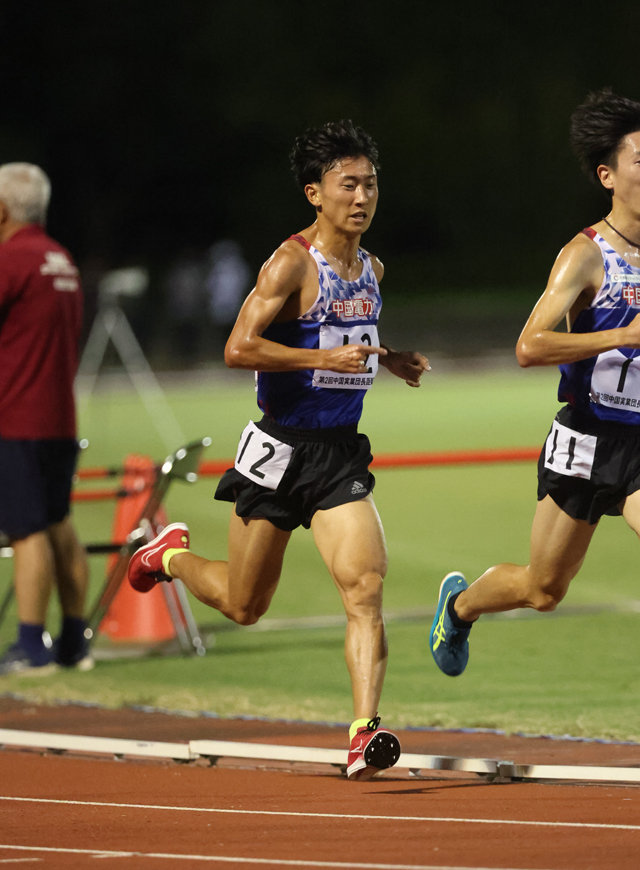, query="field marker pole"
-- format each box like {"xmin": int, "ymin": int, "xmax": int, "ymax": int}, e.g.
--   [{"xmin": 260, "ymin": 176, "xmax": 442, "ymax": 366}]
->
[{"xmin": 77, "ymin": 267, "xmax": 184, "ymax": 452}]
